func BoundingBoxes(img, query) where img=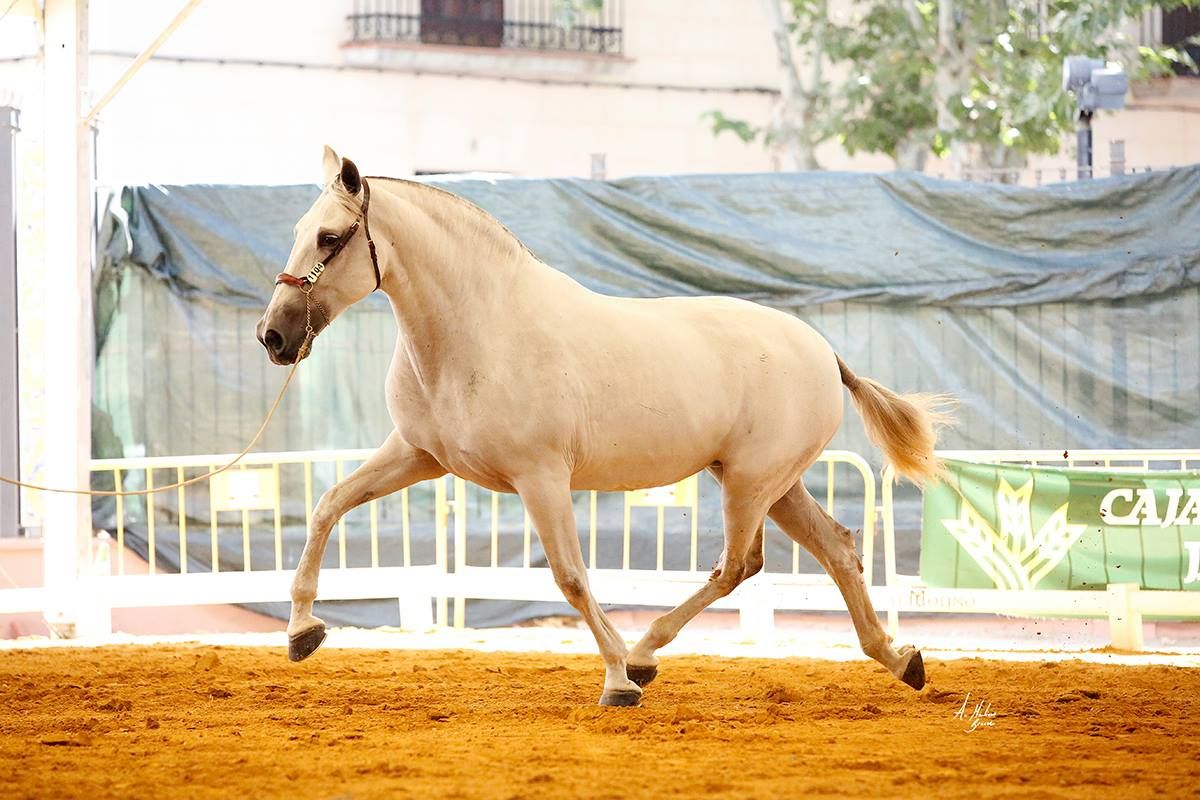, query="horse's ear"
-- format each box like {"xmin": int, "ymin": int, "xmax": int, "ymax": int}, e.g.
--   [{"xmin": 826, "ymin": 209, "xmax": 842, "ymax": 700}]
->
[
  {"xmin": 322, "ymin": 145, "xmax": 340, "ymax": 185},
  {"xmin": 340, "ymin": 158, "xmax": 362, "ymax": 195}
]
